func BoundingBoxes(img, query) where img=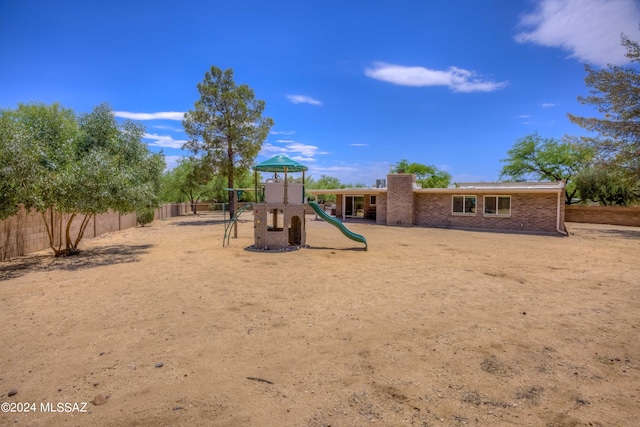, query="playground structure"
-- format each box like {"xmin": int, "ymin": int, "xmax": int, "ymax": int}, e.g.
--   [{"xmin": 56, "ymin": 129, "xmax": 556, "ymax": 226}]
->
[
  {"xmin": 249, "ymin": 155, "xmax": 367, "ymax": 251},
  {"xmin": 223, "ymin": 200, "xmax": 253, "ymax": 247},
  {"xmin": 308, "ymin": 201, "xmax": 367, "ymax": 250},
  {"xmin": 251, "ymin": 155, "xmax": 308, "ymax": 250}
]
